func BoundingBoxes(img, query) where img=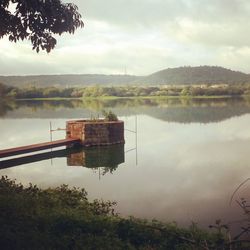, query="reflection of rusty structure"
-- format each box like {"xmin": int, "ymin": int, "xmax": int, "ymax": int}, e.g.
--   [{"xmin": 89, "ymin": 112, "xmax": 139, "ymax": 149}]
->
[
  {"xmin": 67, "ymin": 151, "xmax": 86, "ymax": 166},
  {"xmin": 66, "ymin": 119, "xmax": 124, "ymax": 146},
  {"xmin": 67, "ymin": 144, "xmax": 124, "ymax": 168}
]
